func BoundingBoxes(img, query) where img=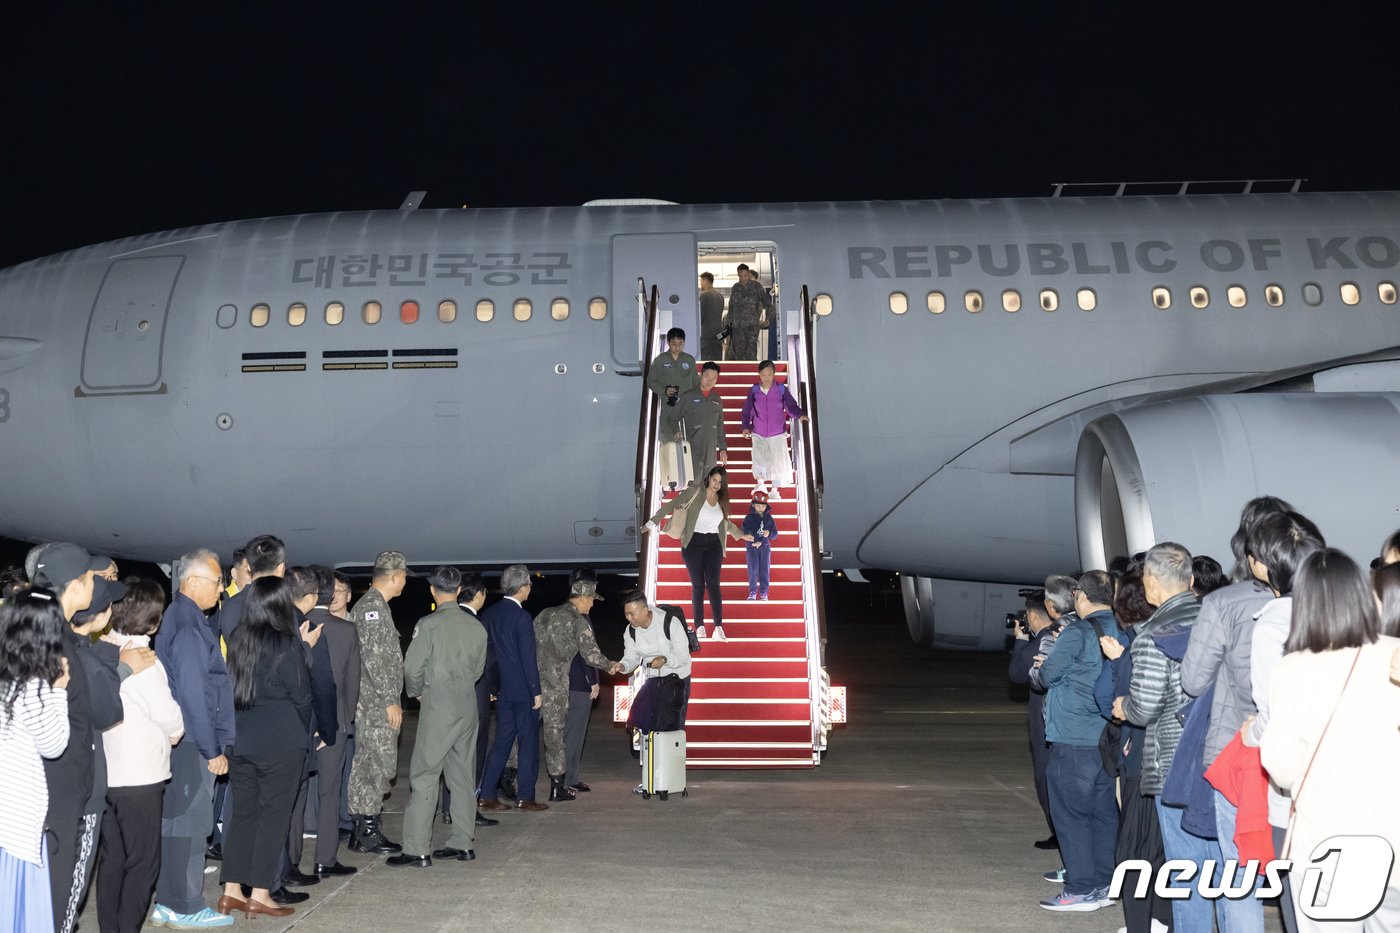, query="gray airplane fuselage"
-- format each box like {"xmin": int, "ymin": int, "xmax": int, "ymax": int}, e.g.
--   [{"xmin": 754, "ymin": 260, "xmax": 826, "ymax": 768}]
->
[{"xmin": 1, "ymin": 194, "xmax": 1398, "ymax": 579}]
